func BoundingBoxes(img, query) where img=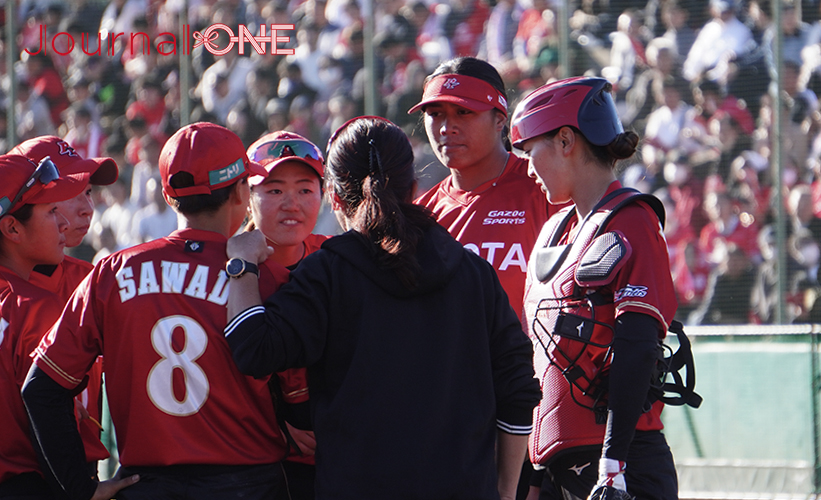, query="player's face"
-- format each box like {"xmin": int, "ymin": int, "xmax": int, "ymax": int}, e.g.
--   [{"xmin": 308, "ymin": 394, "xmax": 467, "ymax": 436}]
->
[
  {"xmin": 55, "ymin": 186, "xmax": 93, "ymax": 247},
  {"xmin": 423, "ymin": 102, "xmax": 505, "ymax": 172},
  {"xmin": 519, "ymin": 135, "xmax": 573, "ymax": 205},
  {"xmin": 250, "ymin": 161, "xmax": 322, "ymax": 248},
  {"xmin": 19, "ymin": 203, "xmax": 69, "ymax": 266}
]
